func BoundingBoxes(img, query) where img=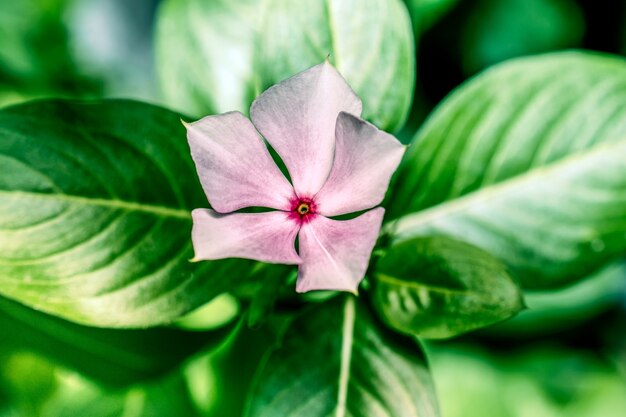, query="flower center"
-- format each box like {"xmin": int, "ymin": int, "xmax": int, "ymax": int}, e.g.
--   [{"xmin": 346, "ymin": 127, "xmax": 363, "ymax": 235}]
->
[
  {"xmin": 290, "ymin": 197, "xmax": 316, "ymax": 221},
  {"xmin": 296, "ymin": 202, "xmax": 311, "ymax": 215}
]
